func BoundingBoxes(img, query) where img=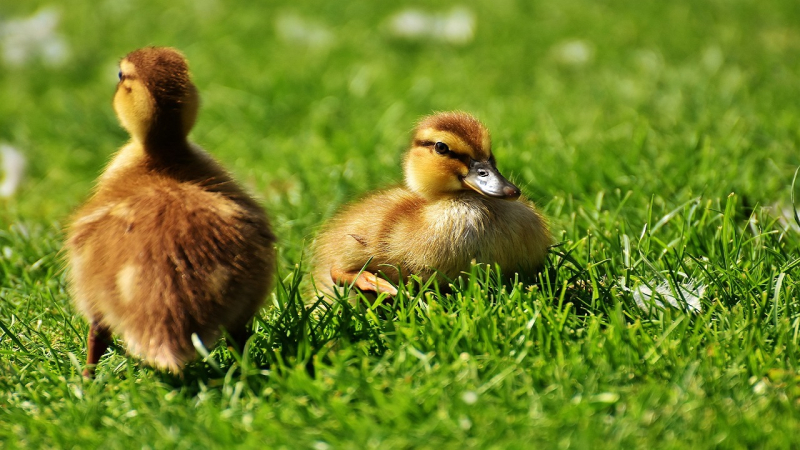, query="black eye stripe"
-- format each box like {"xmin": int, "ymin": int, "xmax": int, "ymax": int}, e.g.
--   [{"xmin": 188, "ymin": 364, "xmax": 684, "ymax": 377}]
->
[
  {"xmin": 442, "ymin": 150, "xmax": 468, "ymax": 163},
  {"xmin": 415, "ymin": 139, "xmax": 470, "ymax": 163}
]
